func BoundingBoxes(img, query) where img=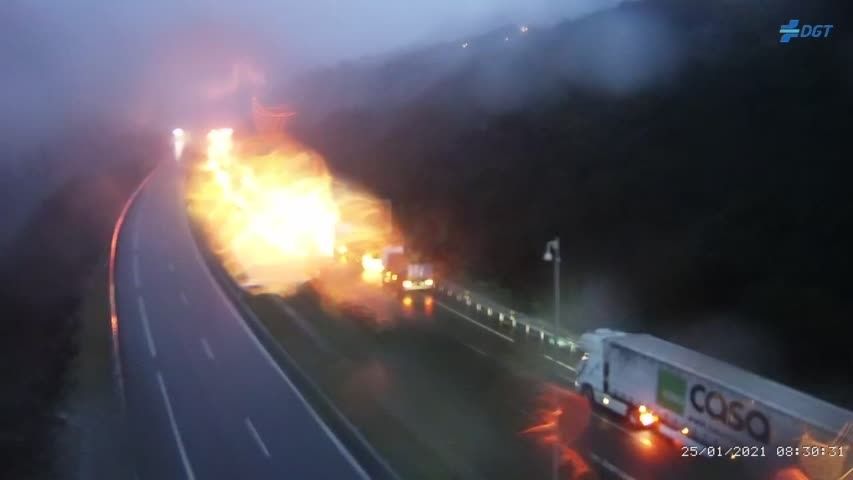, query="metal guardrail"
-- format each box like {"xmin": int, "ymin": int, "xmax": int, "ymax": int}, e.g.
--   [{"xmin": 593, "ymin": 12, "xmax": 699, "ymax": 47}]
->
[{"xmin": 437, "ymin": 280, "xmax": 580, "ymax": 352}]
